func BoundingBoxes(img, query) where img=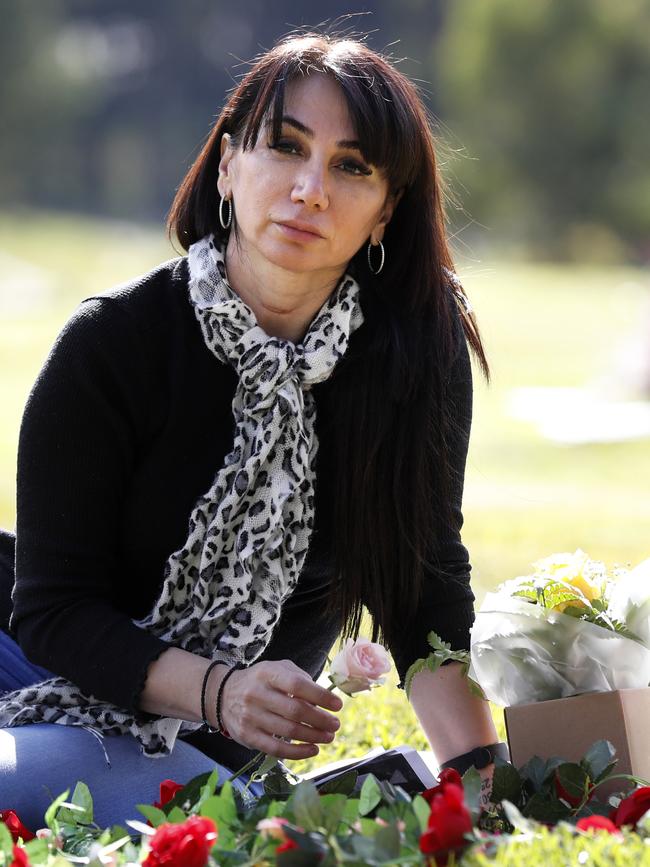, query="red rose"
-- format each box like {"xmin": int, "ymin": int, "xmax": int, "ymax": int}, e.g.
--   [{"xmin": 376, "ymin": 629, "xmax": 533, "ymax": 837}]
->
[
  {"xmin": 610, "ymin": 786, "xmax": 650, "ymax": 829},
  {"xmin": 142, "ymin": 815, "xmax": 218, "ymax": 867},
  {"xmin": 419, "ymin": 782, "xmax": 473, "ymax": 866},
  {"xmin": 153, "ymin": 780, "xmax": 185, "ymax": 810},
  {"xmin": 576, "ymin": 815, "xmax": 619, "ymax": 834},
  {"xmin": 0, "ymin": 811, "xmax": 35, "ymax": 843},
  {"xmin": 554, "ymin": 770, "xmax": 594, "ymax": 808},
  {"xmin": 10, "ymin": 845, "xmax": 30, "ymax": 867},
  {"xmin": 422, "ymin": 768, "xmax": 463, "ymax": 805},
  {"xmin": 276, "ymin": 838, "xmax": 299, "ymax": 855}
]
